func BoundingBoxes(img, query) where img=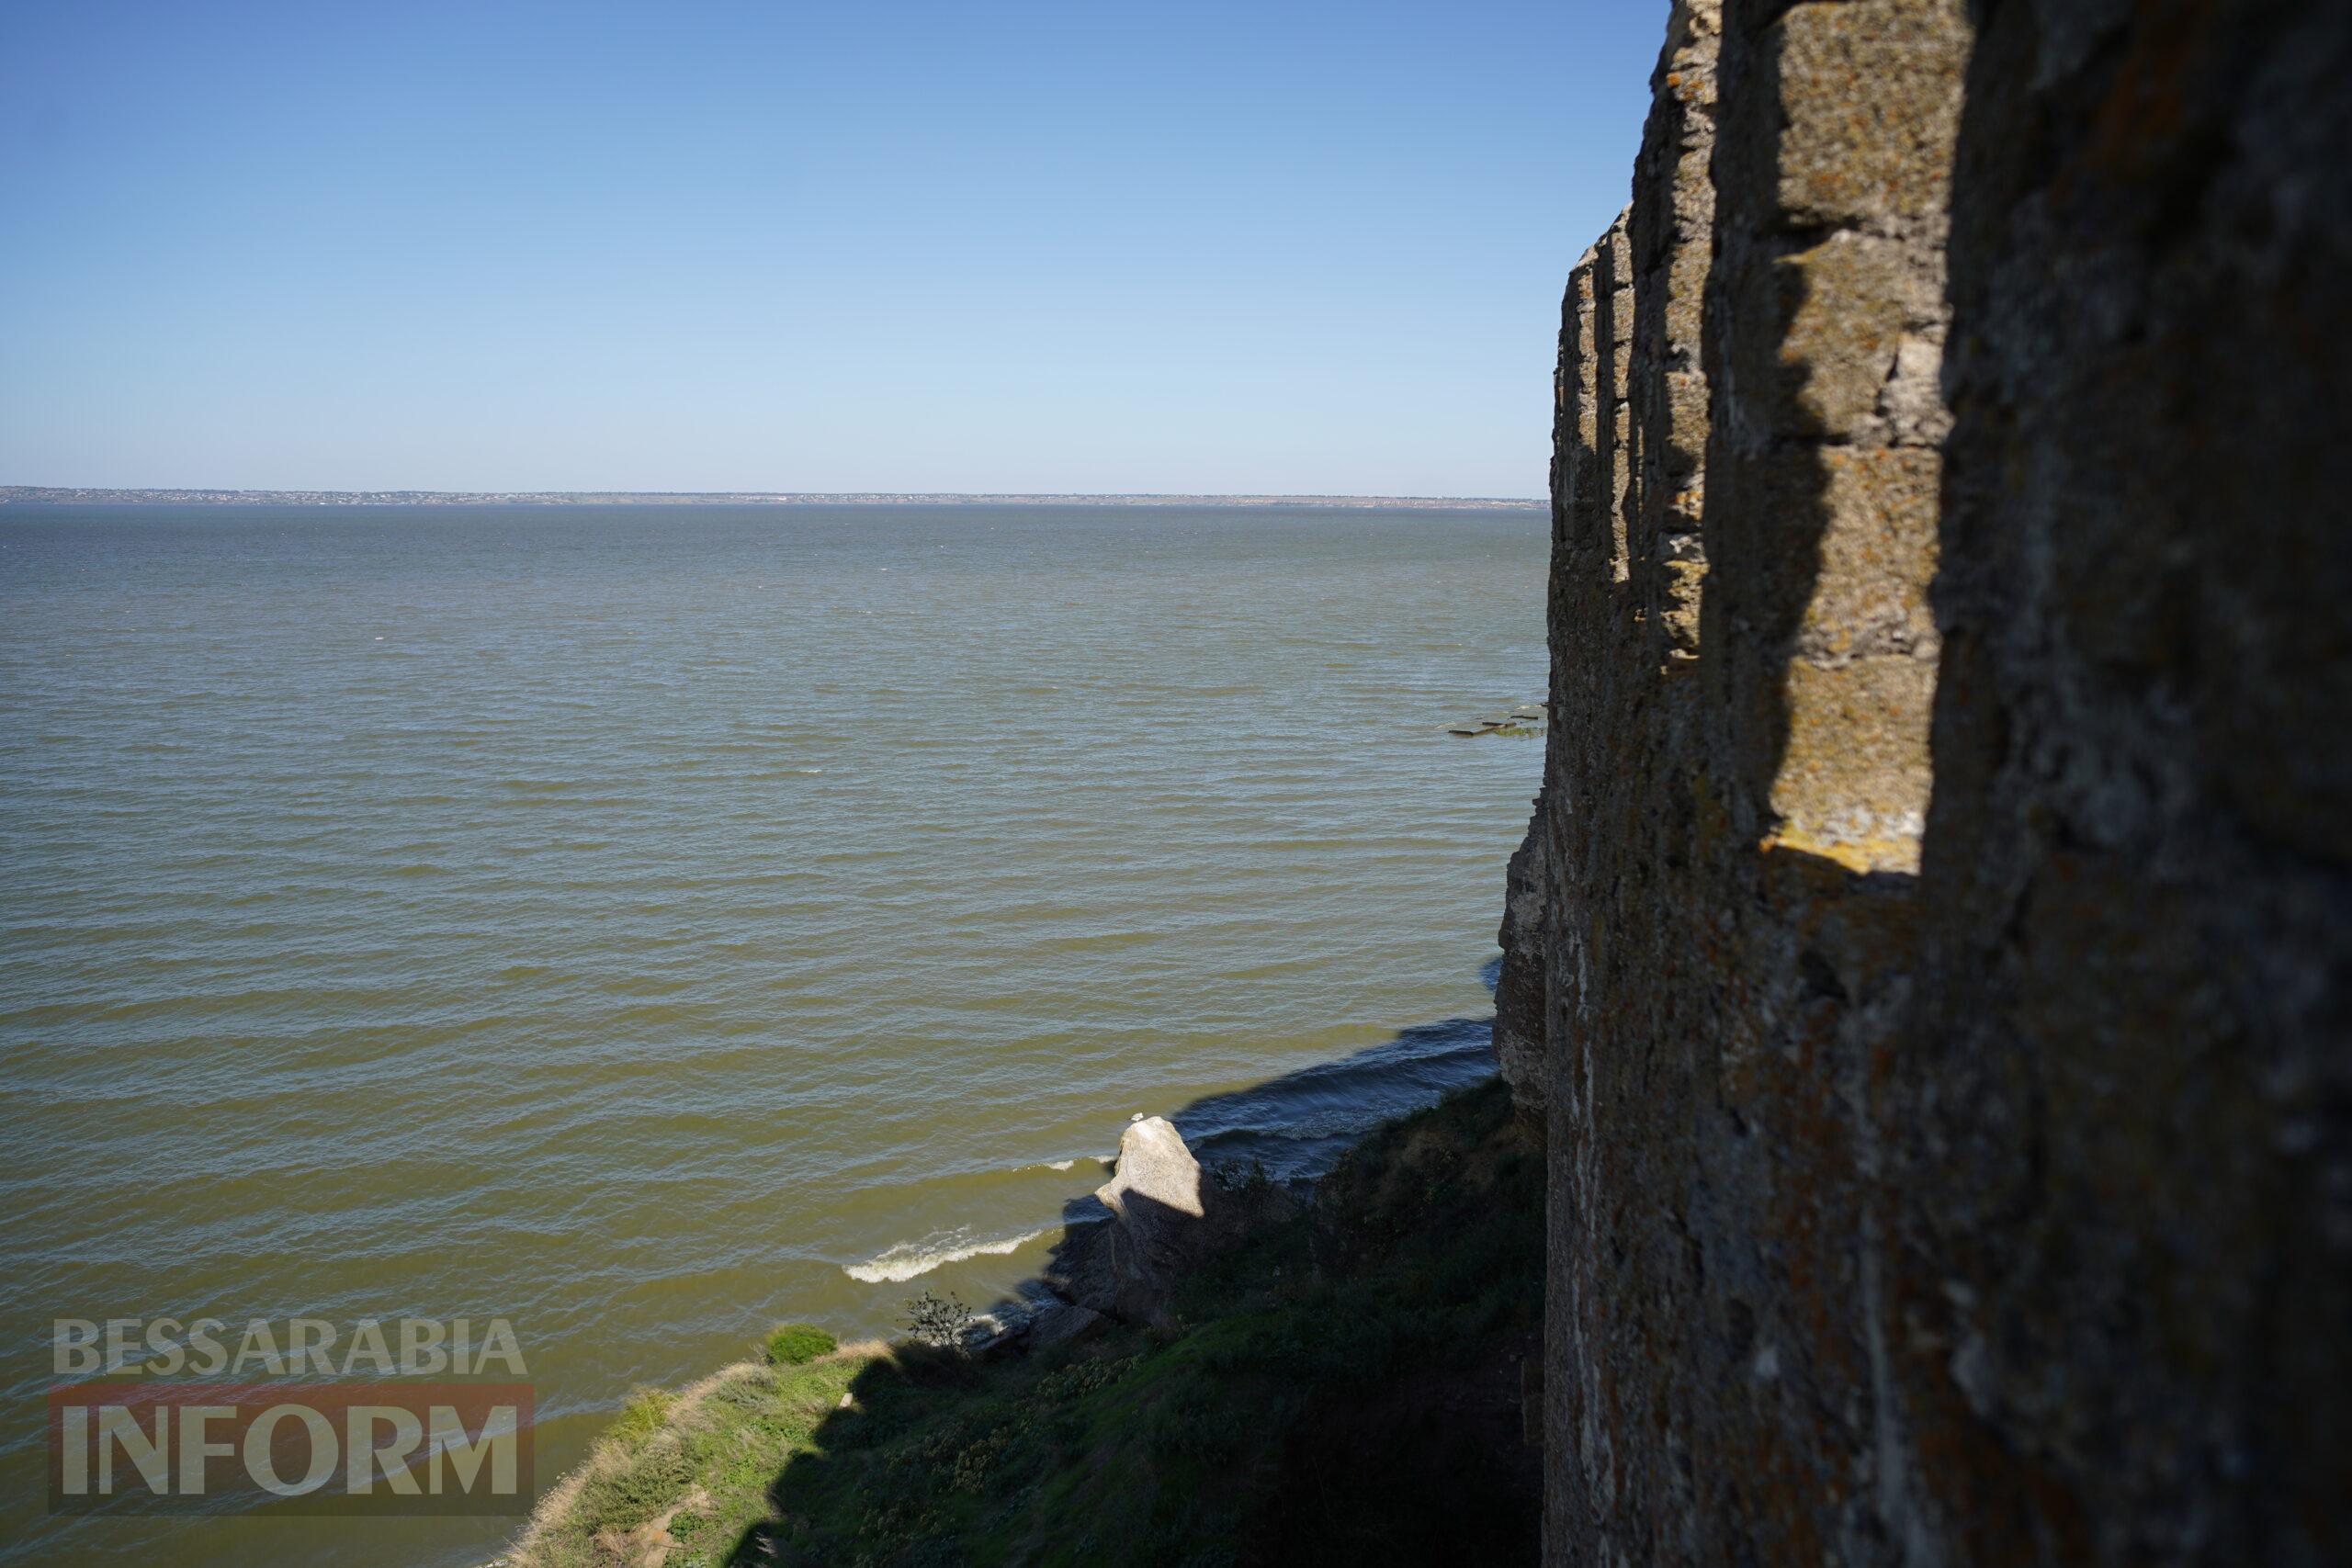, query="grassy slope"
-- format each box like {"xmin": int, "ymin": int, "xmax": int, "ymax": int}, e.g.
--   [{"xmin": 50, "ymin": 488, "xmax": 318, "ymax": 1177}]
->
[{"xmin": 508, "ymin": 1077, "xmax": 1541, "ymax": 1568}]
